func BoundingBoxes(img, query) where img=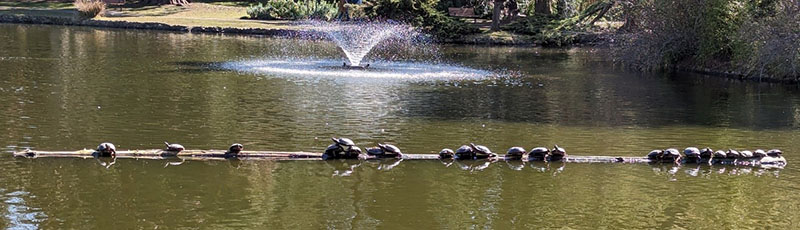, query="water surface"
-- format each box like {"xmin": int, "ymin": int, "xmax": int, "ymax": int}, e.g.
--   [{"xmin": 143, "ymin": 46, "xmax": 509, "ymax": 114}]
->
[{"xmin": 1, "ymin": 24, "xmax": 799, "ymax": 229}]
